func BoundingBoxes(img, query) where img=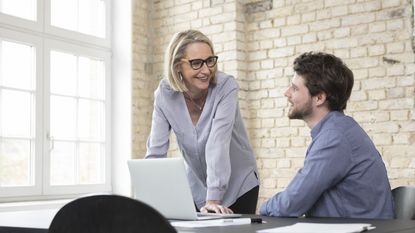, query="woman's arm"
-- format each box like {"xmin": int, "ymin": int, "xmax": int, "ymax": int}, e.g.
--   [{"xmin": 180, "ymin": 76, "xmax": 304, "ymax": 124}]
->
[
  {"xmin": 202, "ymin": 78, "xmax": 239, "ymax": 213},
  {"xmin": 145, "ymin": 88, "xmax": 171, "ymax": 158}
]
